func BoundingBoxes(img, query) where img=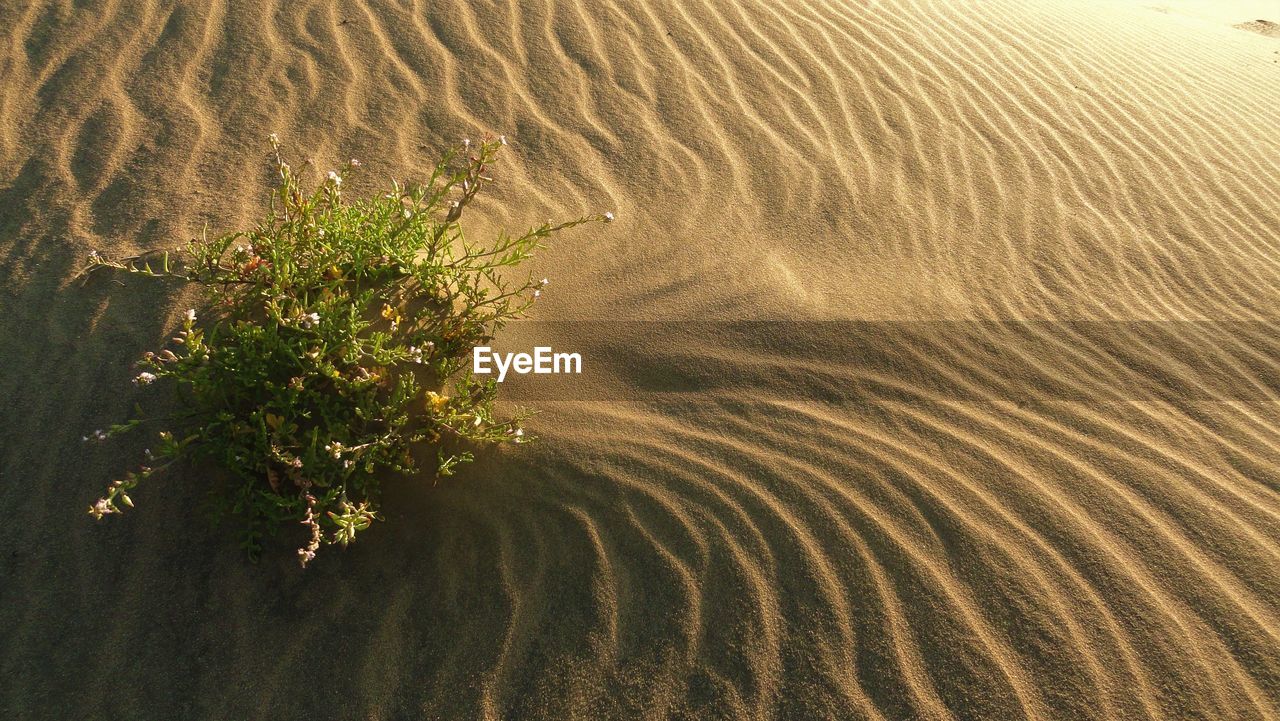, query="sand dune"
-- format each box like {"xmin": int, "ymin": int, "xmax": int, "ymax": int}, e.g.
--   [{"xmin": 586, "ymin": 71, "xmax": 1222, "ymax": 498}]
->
[{"xmin": 1, "ymin": 0, "xmax": 1278, "ymax": 718}]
